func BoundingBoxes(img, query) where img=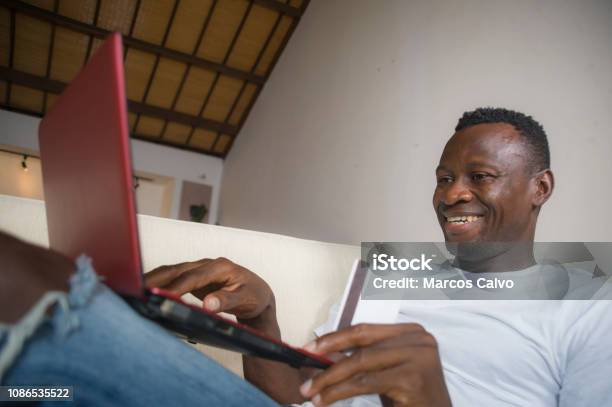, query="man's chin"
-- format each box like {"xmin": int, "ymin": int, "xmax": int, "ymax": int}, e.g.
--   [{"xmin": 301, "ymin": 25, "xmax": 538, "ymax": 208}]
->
[
  {"xmin": 443, "ymin": 230, "xmax": 483, "ymax": 245},
  {"xmin": 444, "ymin": 240, "xmax": 517, "ymax": 263}
]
